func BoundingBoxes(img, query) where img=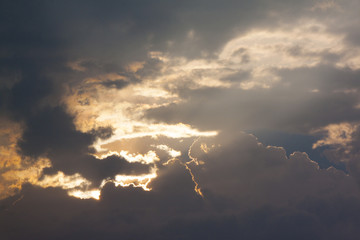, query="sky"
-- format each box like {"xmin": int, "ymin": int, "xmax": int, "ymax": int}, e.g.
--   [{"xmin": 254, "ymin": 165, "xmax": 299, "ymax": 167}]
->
[{"xmin": 1, "ymin": 0, "xmax": 360, "ymax": 239}]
